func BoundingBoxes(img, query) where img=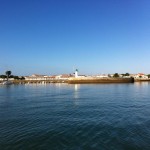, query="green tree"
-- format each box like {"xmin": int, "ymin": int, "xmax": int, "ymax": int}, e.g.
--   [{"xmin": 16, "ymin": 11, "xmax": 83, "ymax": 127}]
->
[
  {"xmin": 5, "ymin": 71, "xmax": 11, "ymax": 81},
  {"xmin": 0, "ymin": 75, "xmax": 7, "ymax": 78},
  {"xmin": 122, "ymin": 73, "xmax": 130, "ymax": 76},
  {"xmin": 125, "ymin": 73, "xmax": 130, "ymax": 76},
  {"xmin": 13, "ymin": 76, "xmax": 19, "ymax": 80},
  {"xmin": 108, "ymin": 74, "xmax": 111, "ymax": 78},
  {"xmin": 20, "ymin": 76, "xmax": 25, "ymax": 80},
  {"xmin": 147, "ymin": 74, "xmax": 150, "ymax": 78},
  {"xmin": 113, "ymin": 73, "xmax": 119, "ymax": 78},
  {"xmin": 9, "ymin": 75, "xmax": 14, "ymax": 78}
]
